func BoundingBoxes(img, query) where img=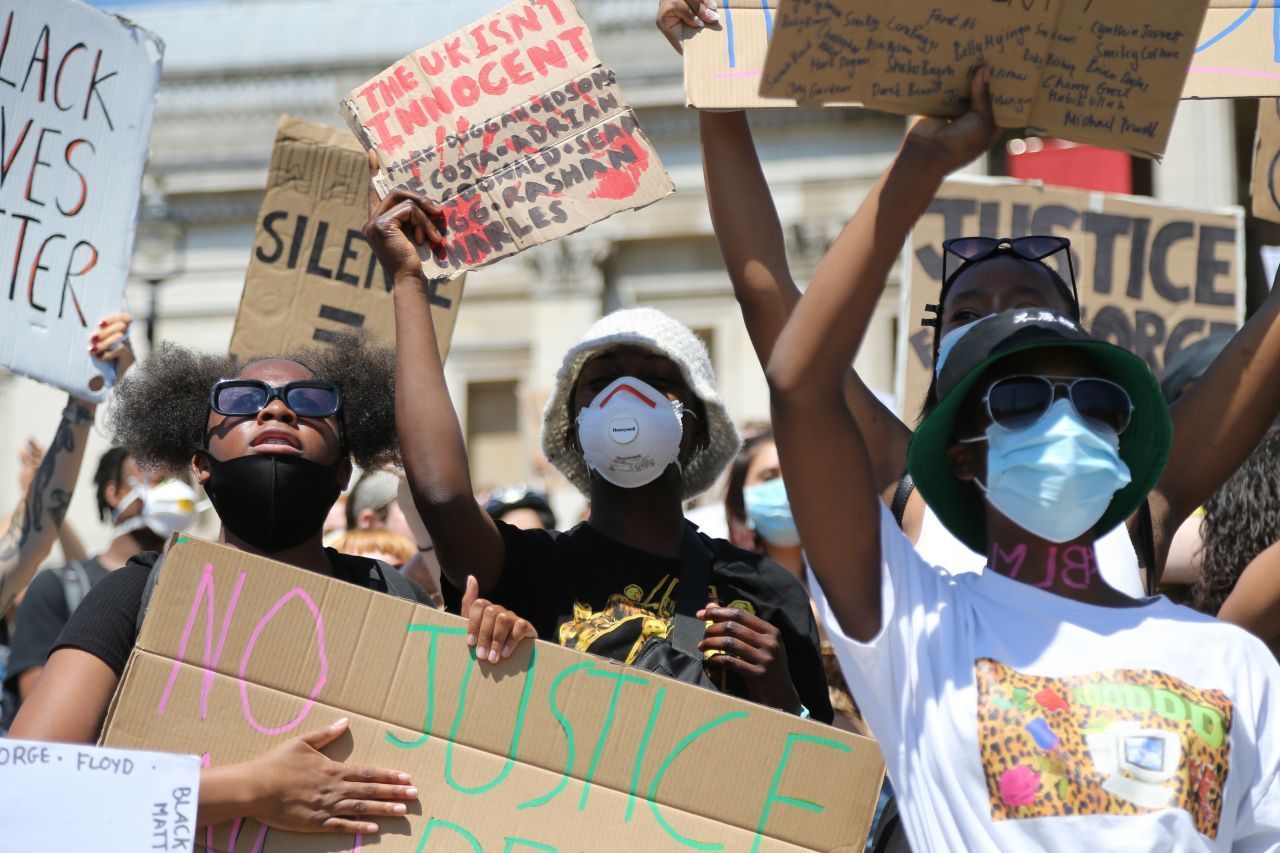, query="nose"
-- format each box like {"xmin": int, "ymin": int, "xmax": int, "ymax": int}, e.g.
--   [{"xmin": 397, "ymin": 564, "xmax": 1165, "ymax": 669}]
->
[{"xmin": 256, "ymin": 394, "xmax": 297, "ymax": 424}]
